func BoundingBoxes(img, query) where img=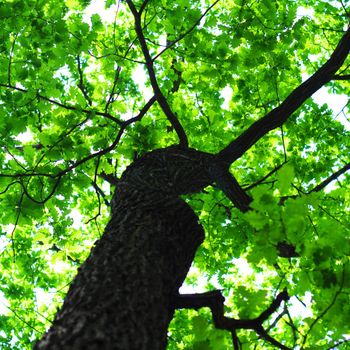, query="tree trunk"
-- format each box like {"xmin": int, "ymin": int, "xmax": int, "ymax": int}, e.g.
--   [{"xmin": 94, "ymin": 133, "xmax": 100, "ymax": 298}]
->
[{"xmin": 34, "ymin": 148, "xmax": 206, "ymax": 349}]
